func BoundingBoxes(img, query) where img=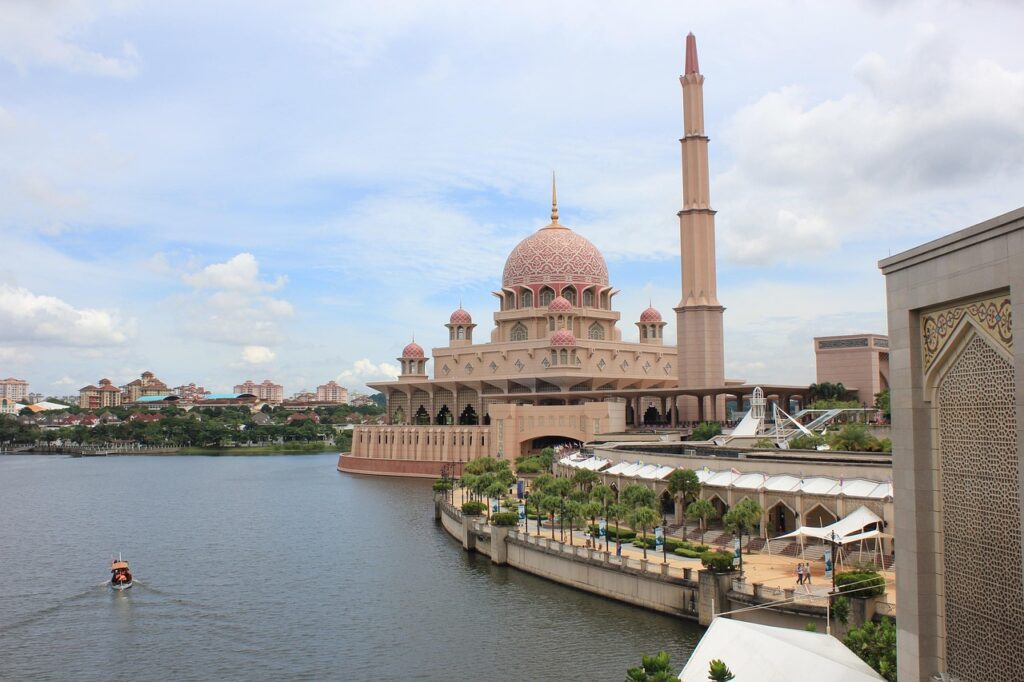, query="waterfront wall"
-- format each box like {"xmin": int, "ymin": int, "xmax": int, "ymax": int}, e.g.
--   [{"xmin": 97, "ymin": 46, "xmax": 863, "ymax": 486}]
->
[{"xmin": 338, "ymin": 453, "xmax": 454, "ymax": 478}]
